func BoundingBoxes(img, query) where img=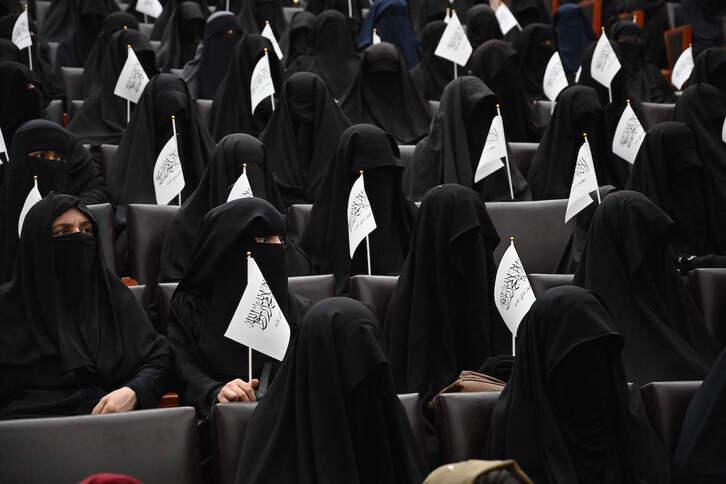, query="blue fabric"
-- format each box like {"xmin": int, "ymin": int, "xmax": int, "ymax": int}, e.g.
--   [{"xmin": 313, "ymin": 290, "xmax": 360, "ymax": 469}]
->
[
  {"xmin": 358, "ymin": 0, "xmax": 421, "ymax": 67},
  {"xmin": 553, "ymin": 3, "xmax": 594, "ymax": 74}
]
